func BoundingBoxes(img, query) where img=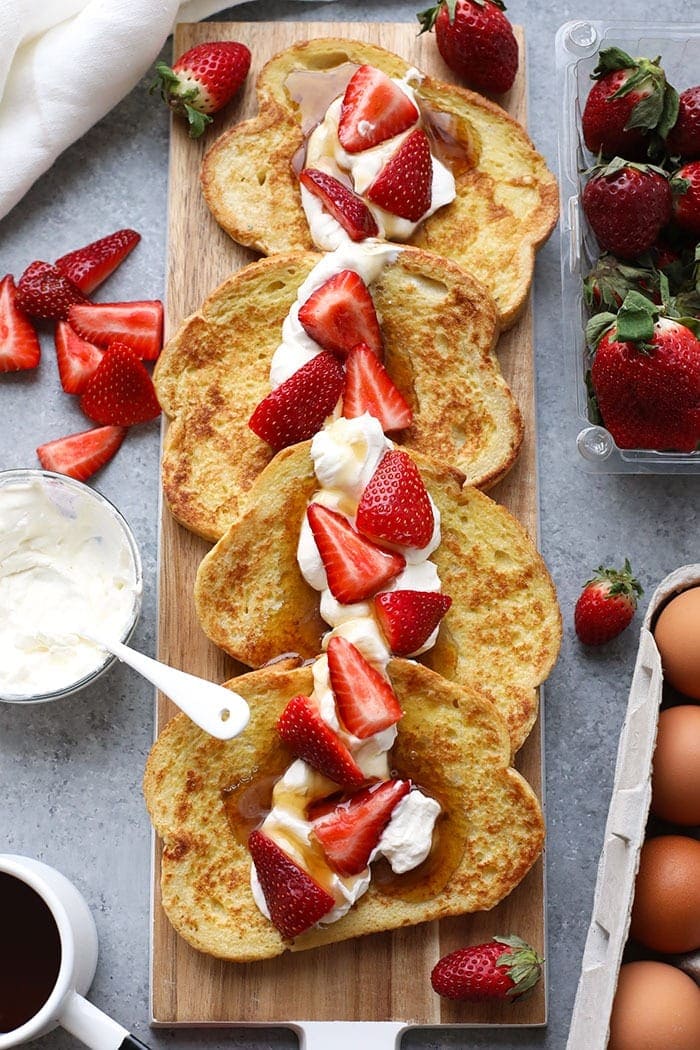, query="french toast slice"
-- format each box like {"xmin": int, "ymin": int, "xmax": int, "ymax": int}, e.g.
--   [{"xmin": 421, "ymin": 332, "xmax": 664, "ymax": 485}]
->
[
  {"xmin": 194, "ymin": 443, "xmax": 561, "ymax": 753},
  {"xmin": 143, "ymin": 658, "xmax": 544, "ymax": 962},
  {"xmin": 200, "ymin": 37, "xmax": 558, "ymax": 329},
  {"xmin": 154, "ymin": 247, "xmax": 522, "ymax": 543}
]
